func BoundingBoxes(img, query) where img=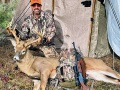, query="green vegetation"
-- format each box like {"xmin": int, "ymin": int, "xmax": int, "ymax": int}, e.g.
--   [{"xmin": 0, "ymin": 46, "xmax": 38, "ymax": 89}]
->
[{"xmin": 0, "ymin": 0, "xmax": 19, "ymax": 29}]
